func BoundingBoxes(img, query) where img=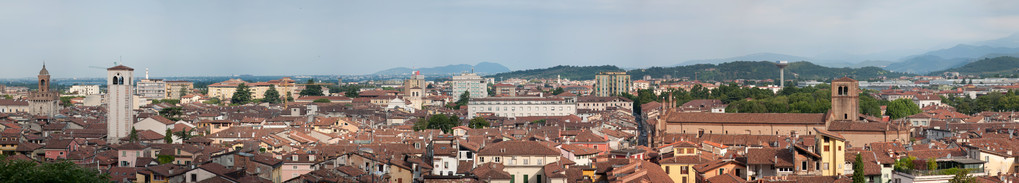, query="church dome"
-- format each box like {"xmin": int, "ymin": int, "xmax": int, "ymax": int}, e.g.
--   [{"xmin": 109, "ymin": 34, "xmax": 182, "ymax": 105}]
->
[{"xmin": 39, "ymin": 65, "xmax": 49, "ymax": 75}]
